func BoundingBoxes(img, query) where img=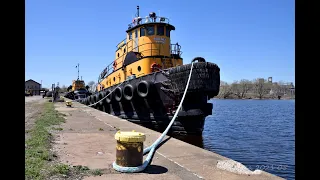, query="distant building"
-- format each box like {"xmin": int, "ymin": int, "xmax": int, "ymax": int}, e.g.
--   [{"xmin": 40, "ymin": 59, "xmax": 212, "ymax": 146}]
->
[
  {"xmin": 25, "ymin": 79, "xmax": 41, "ymax": 95},
  {"xmin": 257, "ymin": 78, "xmax": 265, "ymax": 83},
  {"xmin": 289, "ymin": 82, "xmax": 295, "ymax": 96}
]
